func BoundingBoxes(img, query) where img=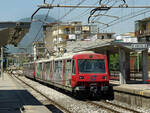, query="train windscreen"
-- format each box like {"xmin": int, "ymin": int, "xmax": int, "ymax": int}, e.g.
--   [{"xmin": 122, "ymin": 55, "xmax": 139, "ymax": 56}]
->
[{"xmin": 78, "ymin": 59, "xmax": 106, "ymax": 74}]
